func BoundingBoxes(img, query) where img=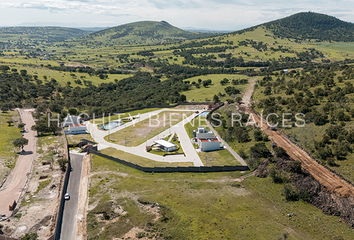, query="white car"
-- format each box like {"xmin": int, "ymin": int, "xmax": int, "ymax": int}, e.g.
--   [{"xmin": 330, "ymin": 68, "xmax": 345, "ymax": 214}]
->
[{"xmin": 64, "ymin": 193, "xmax": 70, "ymax": 200}]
